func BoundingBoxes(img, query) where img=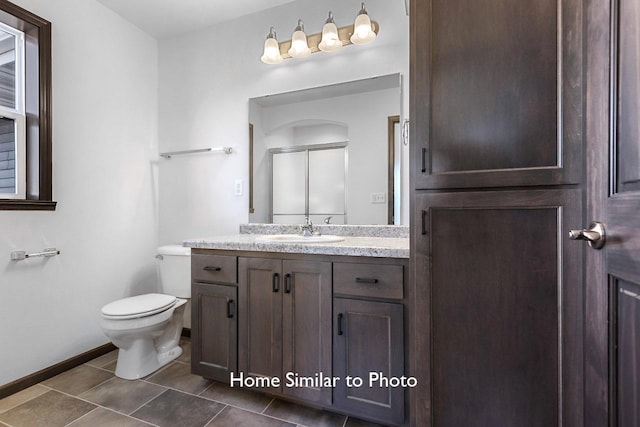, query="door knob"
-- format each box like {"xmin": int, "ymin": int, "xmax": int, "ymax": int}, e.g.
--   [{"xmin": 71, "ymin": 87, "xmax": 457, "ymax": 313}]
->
[{"xmin": 569, "ymin": 221, "xmax": 605, "ymax": 249}]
